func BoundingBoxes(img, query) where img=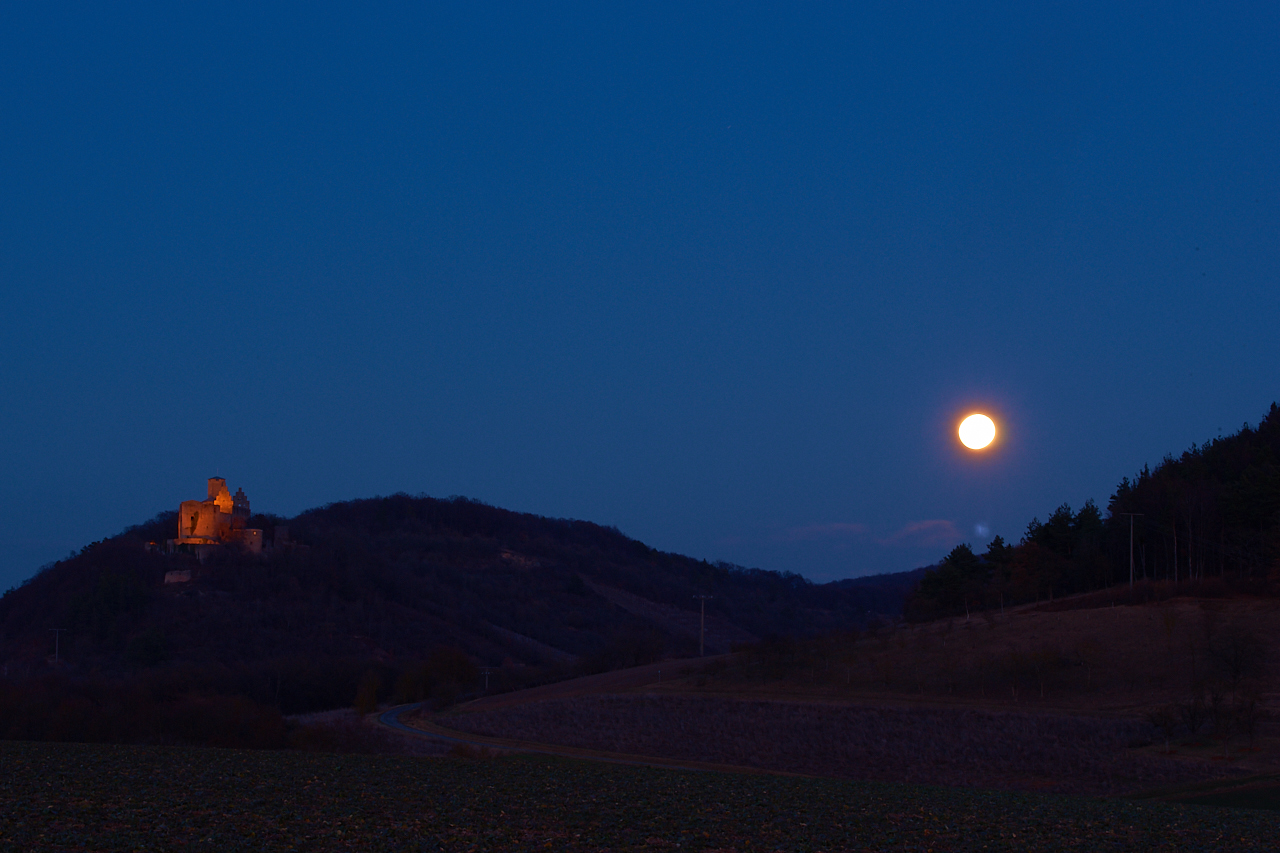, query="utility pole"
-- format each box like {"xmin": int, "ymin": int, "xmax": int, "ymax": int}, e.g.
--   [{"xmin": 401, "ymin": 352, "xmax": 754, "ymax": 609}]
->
[
  {"xmin": 692, "ymin": 596, "xmax": 713, "ymax": 657},
  {"xmin": 480, "ymin": 668, "xmax": 492, "ymax": 693},
  {"xmin": 49, "ymin": 628, "xmax": 66, "ymax": 665},
  {"xmin": 1119, "ymin": 513, "xmax": 1144, "ymax": 589}
]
